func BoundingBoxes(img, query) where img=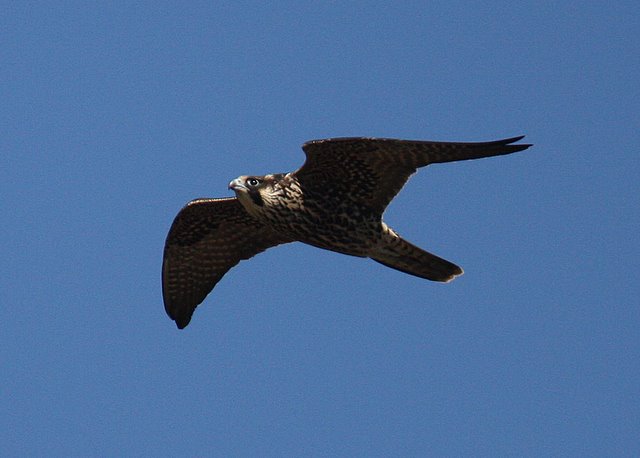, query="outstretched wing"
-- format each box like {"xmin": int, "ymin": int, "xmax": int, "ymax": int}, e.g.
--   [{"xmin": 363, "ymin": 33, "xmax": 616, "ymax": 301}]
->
[
  {"xmin": 296, "ymin": 136, "xmax": 531, "ymax": 217},
  {"xmin": 162, "ymin": 198, "xmax": 291, "ymax": 329}
]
